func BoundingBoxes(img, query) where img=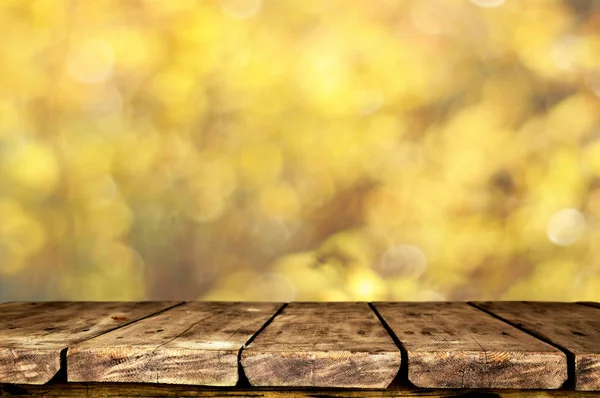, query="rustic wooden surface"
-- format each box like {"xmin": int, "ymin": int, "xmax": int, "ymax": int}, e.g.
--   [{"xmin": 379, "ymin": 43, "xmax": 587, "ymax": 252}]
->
[
  {"xmin": 241, "ymin": 302, "xmax": 402, "ymax": 389},
  {"xmin": 474, "ymin": 301, "xmax": 600, "ymax": 392},
  {"xmin": 2, "ymin": 383, "xmax": 600, "ymax": 397},
  {"xmin": 3, "ymin": 300, "xmax": 600, "ymax": 393},
  {"xmin": 373, "ymin": 302, "xmax": 567, "ymax": 389},
  {"xmin": 0, "ymin": 302, "xmax": 177, "ymax": 385},
  {"xmin": 68, "ymin": 302, "xmax": 283, "ymax": 386}
]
